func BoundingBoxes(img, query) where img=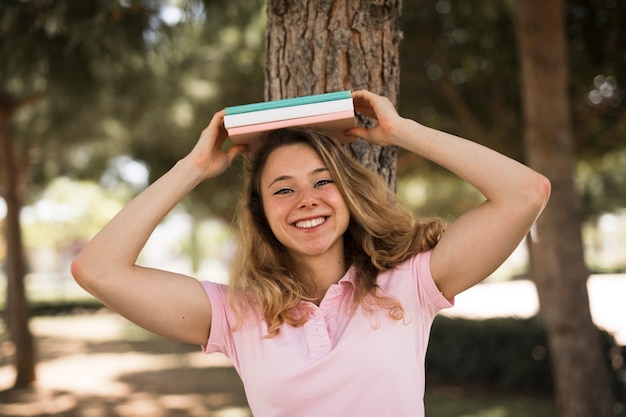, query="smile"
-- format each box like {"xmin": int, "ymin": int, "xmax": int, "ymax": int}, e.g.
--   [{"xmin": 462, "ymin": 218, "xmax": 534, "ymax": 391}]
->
[{"xmin": 294, "ymin": 217, "xmax": 326, "ymax": 229}]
